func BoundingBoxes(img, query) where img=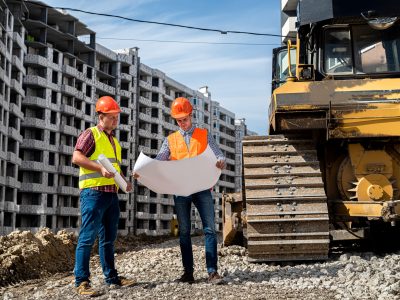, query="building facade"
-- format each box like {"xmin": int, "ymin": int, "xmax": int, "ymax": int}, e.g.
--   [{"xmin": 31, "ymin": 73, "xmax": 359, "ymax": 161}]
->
[
  {"xmin": 0, "ymin": 0, "xmax": 26, "ymax": 235},
  {"xmin": 0, "ymin": 0, "xmax": 251, "ymax": 236}
]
